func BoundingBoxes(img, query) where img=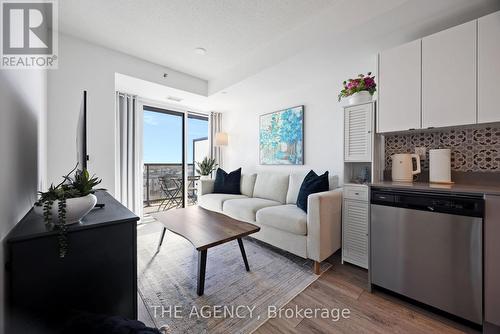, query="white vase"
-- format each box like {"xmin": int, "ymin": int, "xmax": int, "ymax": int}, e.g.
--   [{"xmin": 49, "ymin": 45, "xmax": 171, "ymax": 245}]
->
[
  {"xmin": 200, "ymin": 175, "xmax": 211, "ymax": 180},
  {"xmin": 34, "ymin": 194, "xmax": 97, "ymax": 225},
  {"xmin": 348, "ymin": 91, "xmax": 372, "ymax": 105}
]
